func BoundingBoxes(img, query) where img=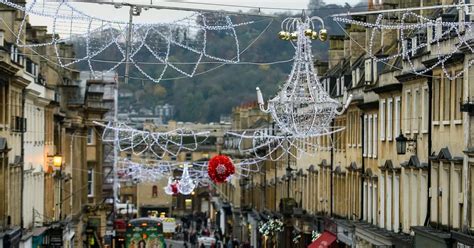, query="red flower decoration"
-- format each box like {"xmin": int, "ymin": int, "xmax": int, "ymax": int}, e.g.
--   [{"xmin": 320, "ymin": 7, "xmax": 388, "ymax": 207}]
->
[{"xmin": 208, "ymin": 155, "xmax": 235, "ymax": 184}]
